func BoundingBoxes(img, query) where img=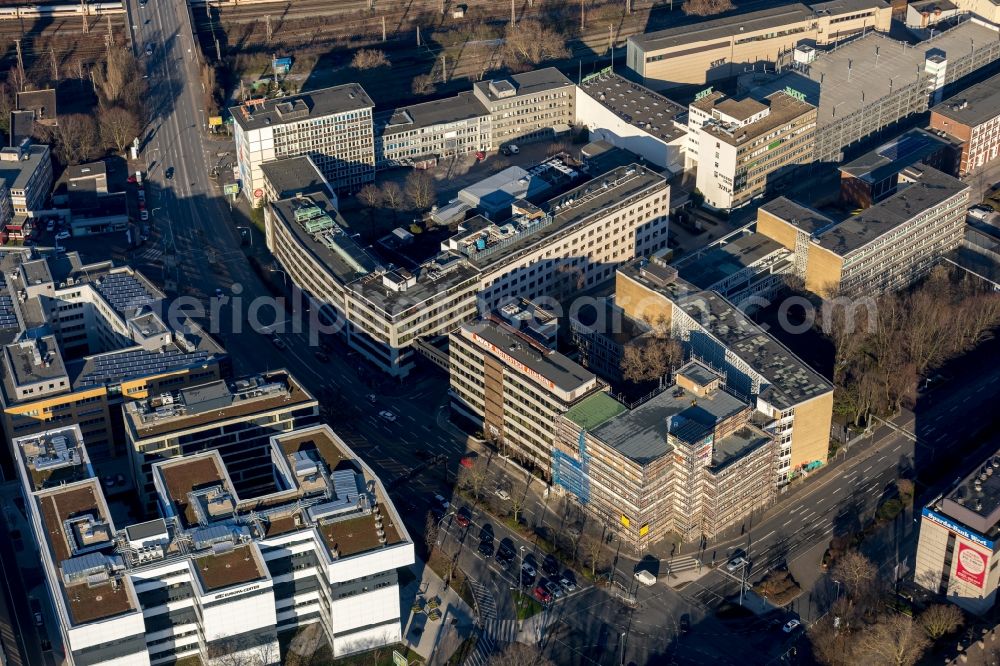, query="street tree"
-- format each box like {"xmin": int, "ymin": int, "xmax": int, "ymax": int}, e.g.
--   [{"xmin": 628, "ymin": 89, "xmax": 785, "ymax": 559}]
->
[
  {"xmin": 808, "ymin": 604, "xmax": 857, "ymax": 666},
  {"xmin": 683, "ymin": 0, "xmax": 734, "ymax": 15},
  {"xmin": 404, "ymin": 169, "xmax": 437, "ymax": 210},
  {"xmin": 351, "ymin": 49, "xmax": 389, "ymax": 70},
  {"xmin": 832, "ymin": 550, "xmax": 876, "ymax": 602},
  {"xmin": 460, "ymin": 460, "xmax": 490, "ymax": 503},
  {"xmin": 582, "ymin": 535, "xmax": 604, "ymax": 577},
  {"xmin": 508, "ymin": 491, "xmax": 526, "ymax": 524},
  {"xmin": 99, "ymin": 106, "xmax": 140, "ymax": 154},
  {"xmin": 357, "ymin": 183, "xmax": 383, "ymax": 209},
  {"xmin": 380, "ymin": 182, "xmax": 405, "ymax": 213},
  {"xmin": 858, "ymin": 614, "xmax": 930, "ymax": 666},
  {"xmin": 918, "ymin": 603, "xmax": 964, "ymax": 640}
]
